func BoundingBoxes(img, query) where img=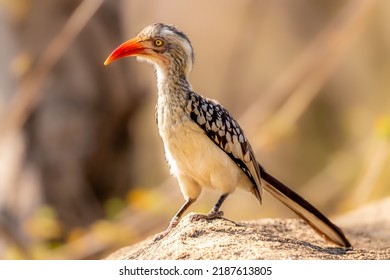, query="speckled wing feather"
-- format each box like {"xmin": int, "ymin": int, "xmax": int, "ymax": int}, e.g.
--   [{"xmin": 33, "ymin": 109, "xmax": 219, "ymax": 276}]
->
[{"xmin": 186, "ymin": 92, "xmax": 263, "ymax": 203}]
